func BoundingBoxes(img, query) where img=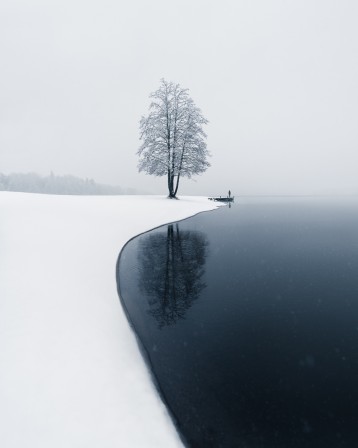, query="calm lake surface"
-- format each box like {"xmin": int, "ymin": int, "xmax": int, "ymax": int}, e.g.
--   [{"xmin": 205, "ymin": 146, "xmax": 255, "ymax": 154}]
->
[{"xmin": 117, "ymin": 197, "xmax": 358, "ymax": 448}]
